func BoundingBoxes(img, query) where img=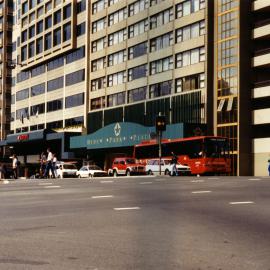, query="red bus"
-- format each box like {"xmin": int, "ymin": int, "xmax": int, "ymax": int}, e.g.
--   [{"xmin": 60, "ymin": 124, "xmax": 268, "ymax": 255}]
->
[{"xmin": 133, "ymin": 136, "xmax": 231, "ymax": 175}]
